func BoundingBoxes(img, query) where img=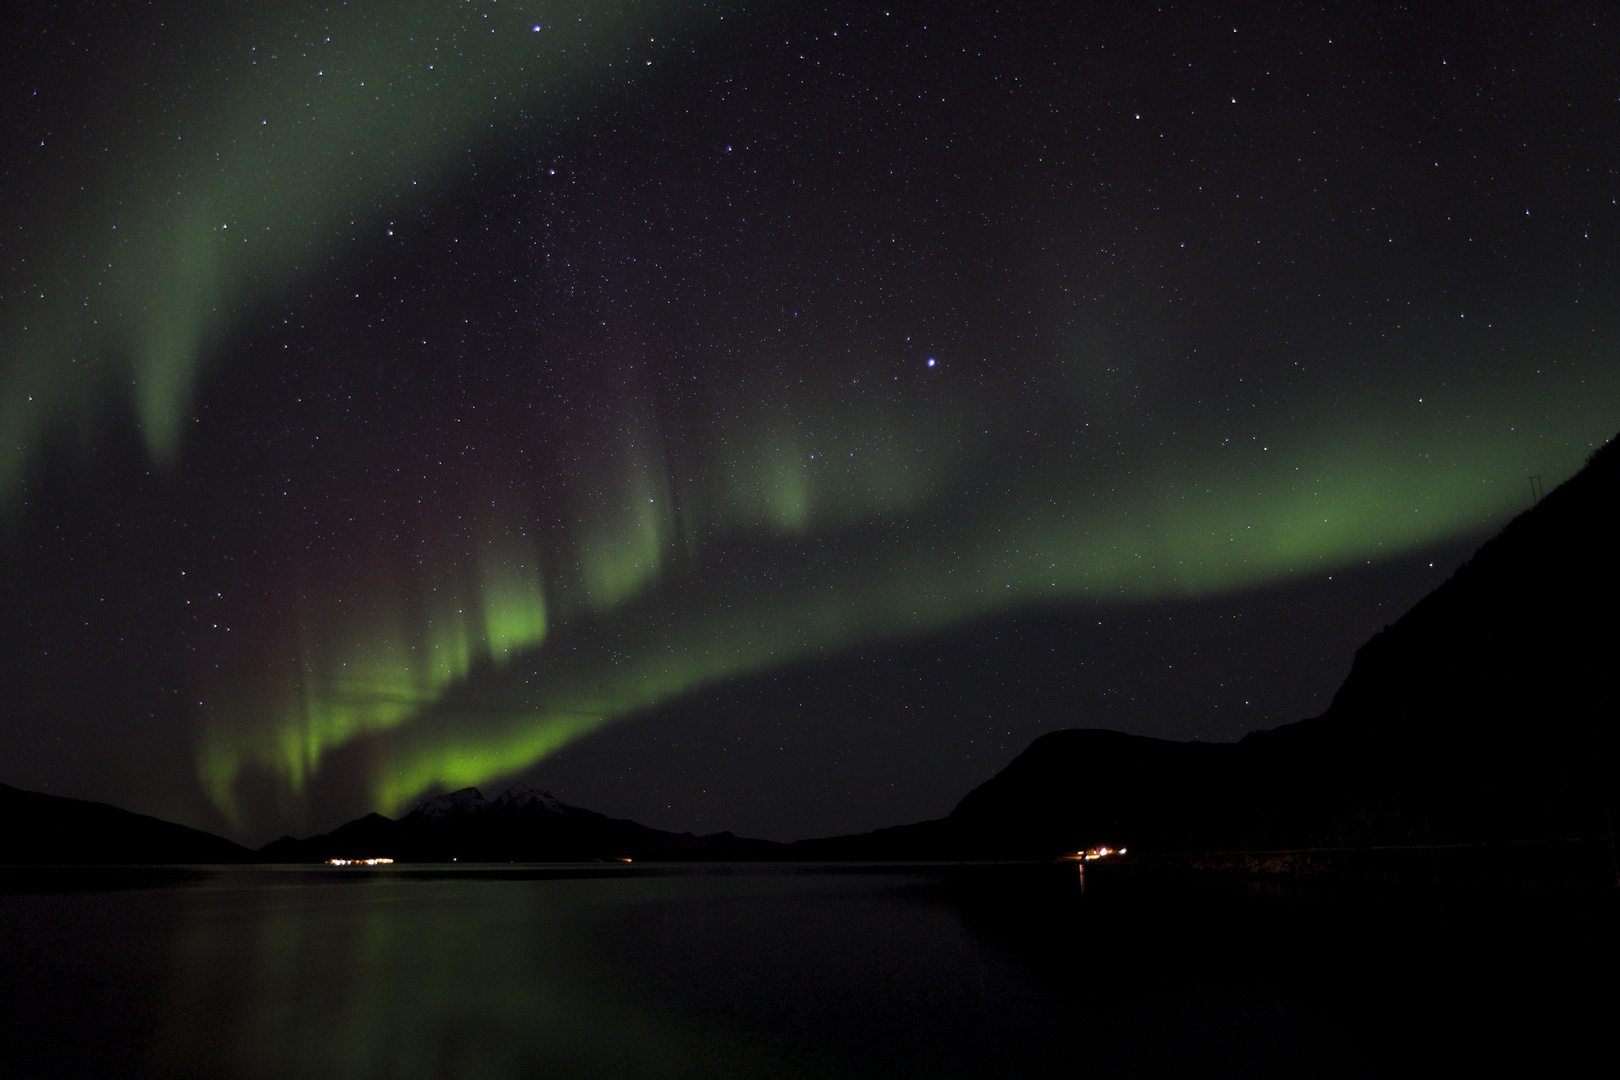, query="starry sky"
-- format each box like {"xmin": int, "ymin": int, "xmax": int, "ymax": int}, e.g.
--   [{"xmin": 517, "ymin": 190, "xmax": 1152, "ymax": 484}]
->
[{"xmin": 2, "ymin": 1, "xmax": 1617, "ymax": 845}]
